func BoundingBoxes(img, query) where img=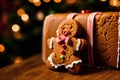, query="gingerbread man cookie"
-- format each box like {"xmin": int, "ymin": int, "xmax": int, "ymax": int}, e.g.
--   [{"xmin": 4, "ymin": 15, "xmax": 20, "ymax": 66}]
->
[{"xmin": 46, "ymin": 19, "xmax": 87, "ymax": 74}]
